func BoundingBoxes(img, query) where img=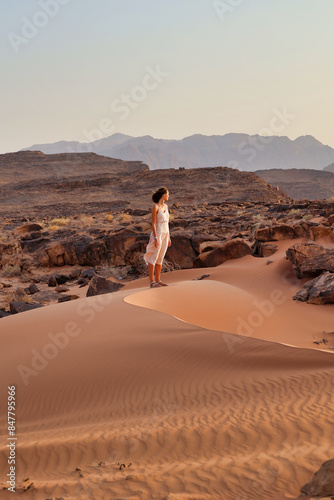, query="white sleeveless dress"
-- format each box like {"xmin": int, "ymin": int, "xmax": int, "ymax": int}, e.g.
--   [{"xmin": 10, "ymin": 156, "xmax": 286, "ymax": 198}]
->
[{"xmin": 143, "ymin": 204, "xmax": 169, "ymax": 265}]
